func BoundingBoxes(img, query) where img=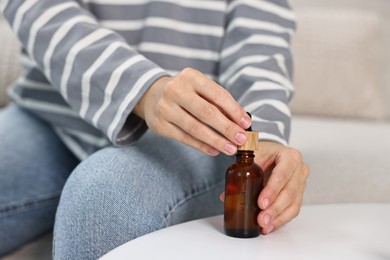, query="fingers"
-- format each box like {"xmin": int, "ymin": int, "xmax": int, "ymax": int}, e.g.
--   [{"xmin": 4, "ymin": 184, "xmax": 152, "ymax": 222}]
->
[
  {"xmin": 261, "ymin": 202, "xmax": 302, "ymax": 235},
  {"xmin": 158, "ymin": 68, "xmax": 251, "ymax": 155},
  {"xmin": 260, "ymin": 181, "xmax": 298, "ymax": 223},
  {"xmin": 139, "ymin": 67, "xmax": 251, "ymax": 156},
  {"xmin": 177, "ymin": 93, "xmax": 248, "ymax": 153},
  {"xmin": 165, "ymin": 105, "xmax": 238, "ymax": 155},
  {"xmin": 258, "ymin": 148, "xmax": 301, "ymax": 210},
  {"xmin": 257, "ymin": 169, "xmax": 305, "ymax": 233},
  {"xmin": 178, "ymin": 68, "xmax": 251, "ymax": 130},
  {"xmin": 219, "ymin": 192, "xmax": 225, "ymax": 202},
  {"xmin": 255, "ymin": 146, "xmax": 309, "ymax": 235},
  {"xmin": 160, "ymin": 120, "xmax": 221, "ymax": 156}
]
